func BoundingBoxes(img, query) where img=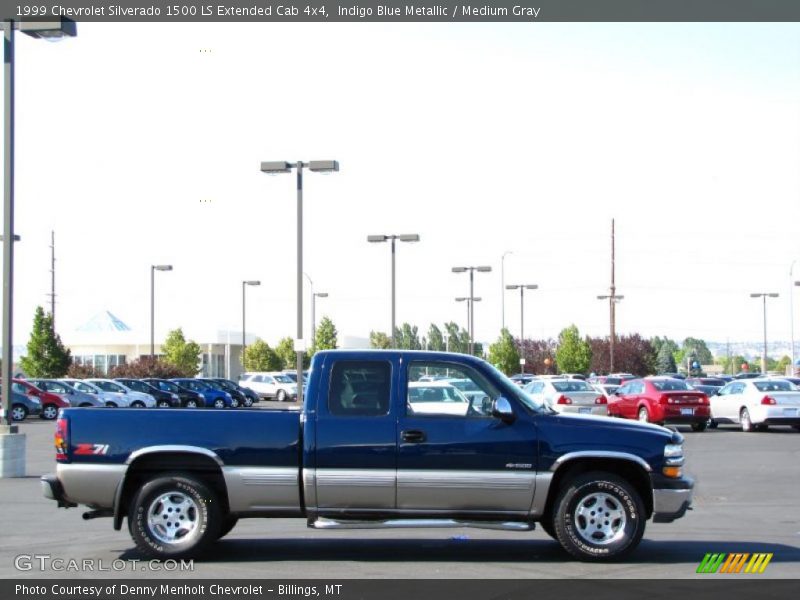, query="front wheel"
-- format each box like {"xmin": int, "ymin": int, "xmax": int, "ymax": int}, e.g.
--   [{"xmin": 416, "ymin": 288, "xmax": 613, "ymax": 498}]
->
[
  {"xmin": 230, "ymin": 398, "xmax": 240, "ymax": 408},
  {"xmin": 11, "ymin": 404, "xmax": 28, "ymax": 421},
  {"xmin": 130, "ymin": 401, "xmax": 145, "ymax": 408},
  {"xmin": 213, "ymin": 398, "xmax": 225, "ymax": 409},
  {"xmin": 41, "ymin": 404, "xmax": 59, "ymax": 420},
  {"xmin": 276, "ymin": 390, "xmax": 286, "ymax": 402},
  {"xmin": 157, "ymin": 400, "xmax": 172, "ymax": 408},
  {"xmin": 129, "ymin": 473, "xmax": 220, "ymax": 559},
  {"xmin": 242, "ymin": 397, "xmax": 253, "ymax": 408},
  {"xmin": 552, "ymin": 471, "xmax": 646, "ymax": 561},
  {"xmin": 741, "ymin": 408, "xmax": 755, "ymax": 432},
  {"xmin": 105, "ymin": 401, "xmax": 118, "ymax": 408},
  {"xmin": 184, "ymin": 399, "xmax": 198, "ymax": 408}
]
